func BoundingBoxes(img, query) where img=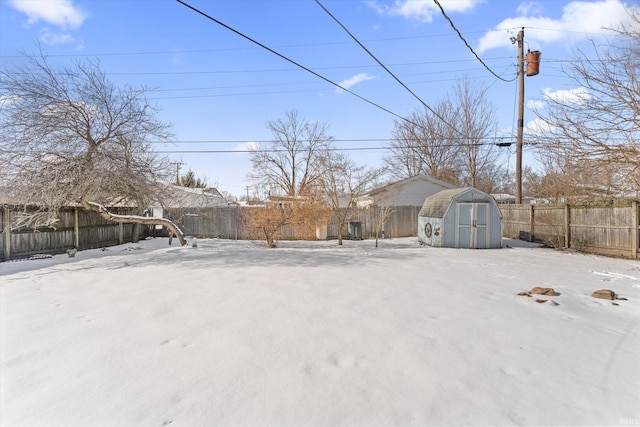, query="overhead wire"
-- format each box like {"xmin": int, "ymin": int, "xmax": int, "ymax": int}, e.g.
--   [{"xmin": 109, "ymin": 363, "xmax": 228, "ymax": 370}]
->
[
  {"xmin": 149, "ymin": 66, "xmax": 503, "ymax": 93},
  {"xmin": 0, "ymin": 29, "xmax": 518, "ymax": 59},
  {"xmin": 174, "ymin": 0, "xmax": 519, "ymax": 145},
  {"xmin": 147, "ymin": 136, "xmax": 518, "ymax": 144},
  {"xmin": 314, "ymin": 0, "xmax": 463, "ymax": 137},
  {"xmin": 148, "ymin": 74, "xmax": 508, "ymax": 100},
  {"xmin": 432, "ymin": 0, "xmax": 517, "ymax": 83},
  {"xmin": 174, "ymin": 0, "xmax": 432, "ymax": 134},
  {"xmin": 103, "ymin": 57, "xmax": 516, "ymax": 76}
]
